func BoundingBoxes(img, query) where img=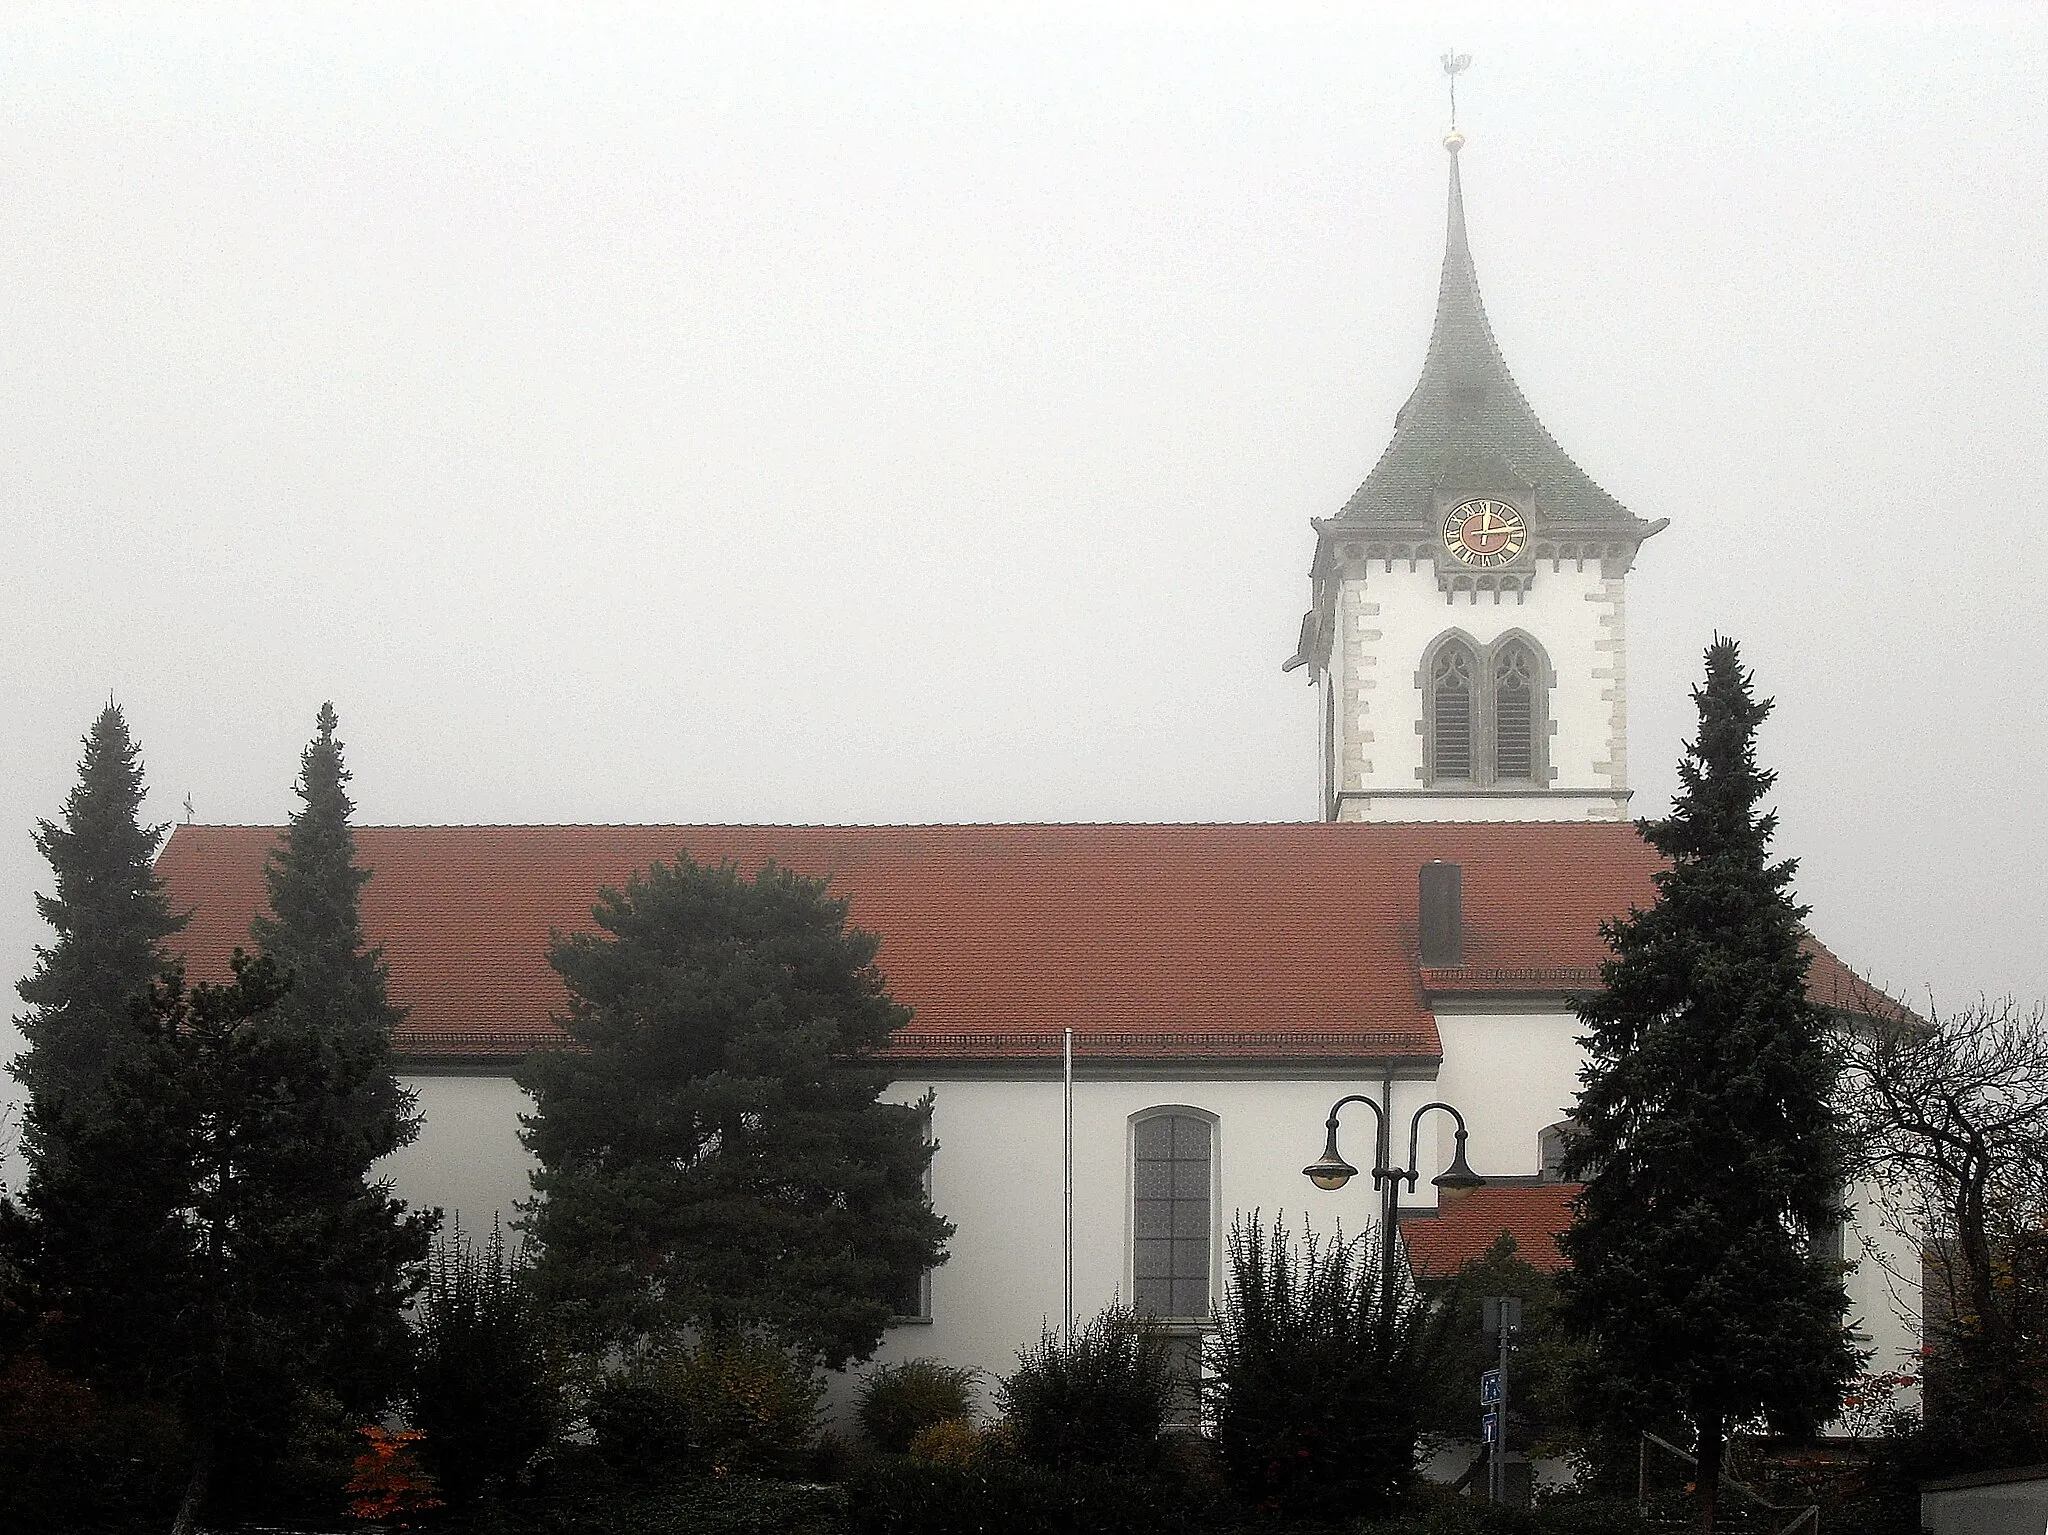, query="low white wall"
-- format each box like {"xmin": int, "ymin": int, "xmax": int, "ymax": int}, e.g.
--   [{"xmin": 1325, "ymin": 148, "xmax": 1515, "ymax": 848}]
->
[
  {"xmin": 1430, "ymin": 1008, "xmax": 1582, "ymax": 1178},
  {"xmin": 1922, "ymin": 1470, "xmax": 2048, "ymax": 1535},
  {"xmin": 378, "ymin": 1073, "xmax": 538, "ymax": 1238}
]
